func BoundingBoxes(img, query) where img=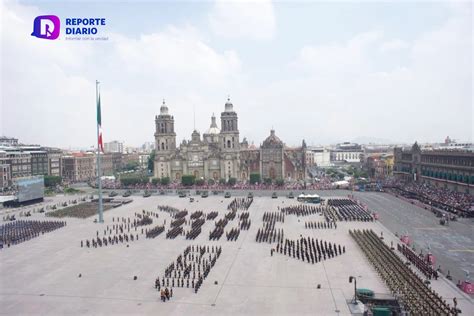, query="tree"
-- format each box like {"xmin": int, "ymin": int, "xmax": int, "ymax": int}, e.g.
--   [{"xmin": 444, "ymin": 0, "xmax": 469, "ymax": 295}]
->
[
  {"xmin": 263, "ymin": 178, "xmax": 272, "ymax": 185},
  {"xmin": 181, "ymin": 175, "xmax": 196, "ymax": 186},
  {"xmin": 219, "ymin": 178, "xmax": 226, "ymax": 185},
  {"xmin": 249, "ymin": 173, "xmax": 260, "ymax": 184},
  {"xmin": 195, "ymin": 179, "xmax": 205, "ymax": 186},
  {"xmin": 124, "ymin": 161, "xmax": 139, "ymax": 171},
  {"xmin": 44, "ymin": 175, "xmax": 61, "ymax": 187},
  {"xmin": 160, "ymin": 177, "xmax": 170, "ymax": 186},
  {"xmin": 208, "ymin": 179, "xmax": 215, "ymax": 185},
  {"xmin": 275, "ymin": 178, "xmax": 284, "ymax": 186},
  {"xmin": 151, "ymin": 178, "xmax": 159, "ymax": 185},
  {"xmin": 120, "ymin": 174, "xmax": 149, "ymax": 186},
  {"xmin": 147, "ymin": 150, "xmax": 156, "ymax": 173},
  {"xmin": 228, "ymin": 177, "xmax": 237, "ymax": 186}
]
